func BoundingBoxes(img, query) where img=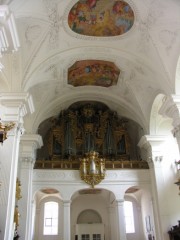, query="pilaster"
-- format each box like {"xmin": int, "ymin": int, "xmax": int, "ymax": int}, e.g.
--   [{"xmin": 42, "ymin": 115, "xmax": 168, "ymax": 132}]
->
[
  {"xmin": 138, "ymin": 135, "xmax": 168, "ymax": 240},
  {"xmin": 63, "ymin": 200, "xmax": 71, "ymax": 240},
  {"xmin": 116, "ymin": 199, "xmax": 127, "ymax": 240},
  {"xmin": 18, "ymin": 134, "xmax": 43, "ymax": 240},
  {"xmin": 0, "ymin": 93, "xmax": 34, "ymax": 240},
  {"xmin": 108, "ymin": 206, "xmax": 117, "ymax": 240}
]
